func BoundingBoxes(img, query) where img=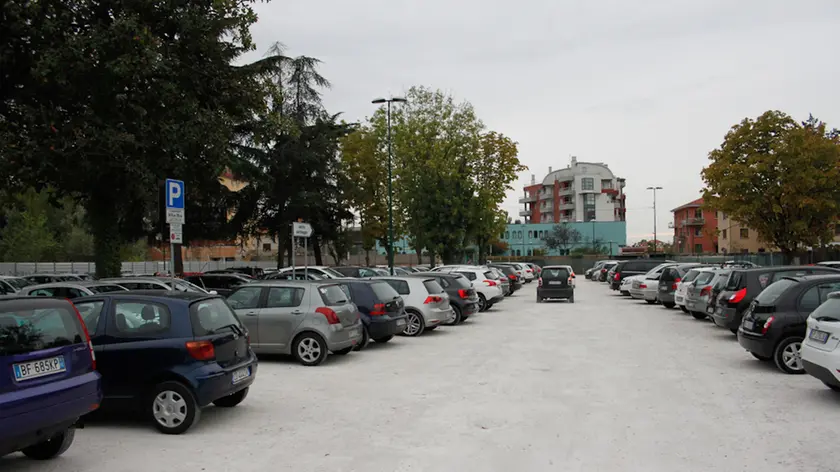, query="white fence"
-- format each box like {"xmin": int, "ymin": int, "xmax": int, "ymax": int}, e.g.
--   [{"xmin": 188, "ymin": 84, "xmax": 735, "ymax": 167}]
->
[{"xmin": 0, "ymin": 260, "xmax": 286, "ymax": 276}]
